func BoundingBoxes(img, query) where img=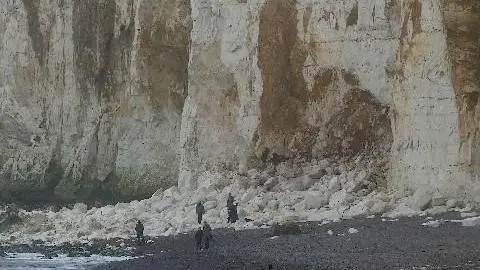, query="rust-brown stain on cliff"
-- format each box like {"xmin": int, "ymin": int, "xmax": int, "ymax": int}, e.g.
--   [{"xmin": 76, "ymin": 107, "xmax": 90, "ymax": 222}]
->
[
  {"xmin": 258, "ymin": 0, "xmax": 308, "ymax": 155},
  {"xmin": 399, "ymin": 0, "xmax": 422, "ymax": 62},
  {"xmin": 390, "ymin": 0, "xmax": 422, "ymax": 84},
  {"xmin": 137, "ymin": 0, "xmax": 191, "ymax": 112},
  {"xmin": 442, "ymin": 0, "xmax": 480, "ymax": 170},
  {"xmin": 310, "ymin": 69, "xmax": 335, "ymax": 100},
  {"xmin": 326, "ymin": 89, "xmax": 391, "ymax": 157},
  {"xmin": 257, "ymin": 0, "xmax": 390, "ymax": 159}
]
